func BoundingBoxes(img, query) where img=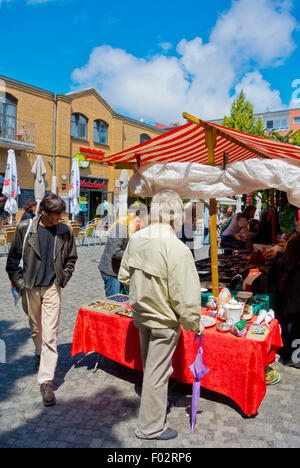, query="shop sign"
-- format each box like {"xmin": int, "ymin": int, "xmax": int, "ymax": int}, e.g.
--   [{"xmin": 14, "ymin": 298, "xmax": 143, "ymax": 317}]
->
[
  {"xmin": 80, "ymin": 178, "xmax": 107, "ymax": 190},
  {"xmin": 79, "ymin": 147, "xmax": 105, "ymax": 163},
  {"xmin": 73, "ymin": 153, "xmax": 90, "ymax": 168}
]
